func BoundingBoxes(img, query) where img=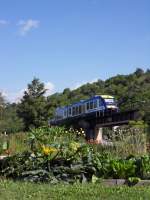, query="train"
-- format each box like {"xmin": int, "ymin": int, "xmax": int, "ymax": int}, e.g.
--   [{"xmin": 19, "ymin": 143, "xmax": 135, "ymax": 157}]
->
[{"xmin": 53, "ymin": 95, "xmax": 119, "ymax": 121}]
